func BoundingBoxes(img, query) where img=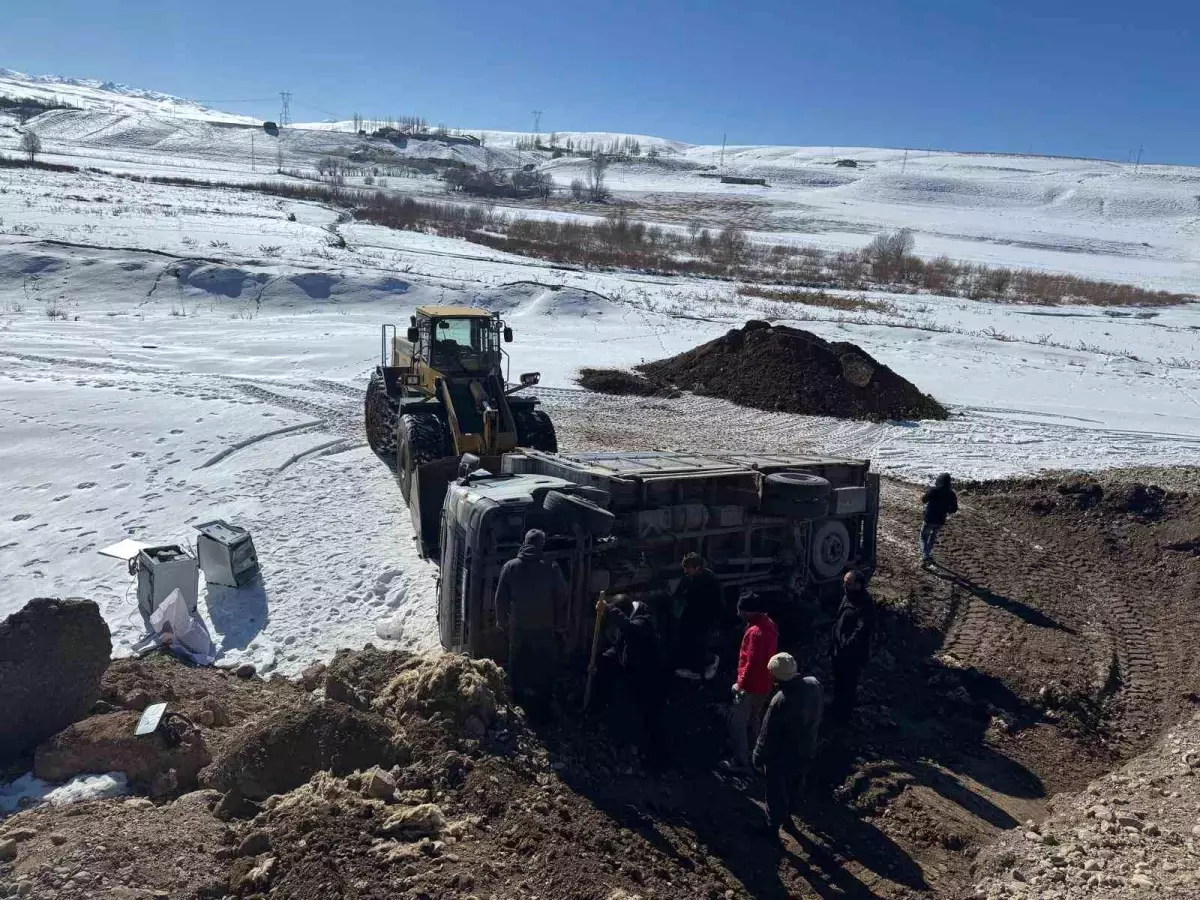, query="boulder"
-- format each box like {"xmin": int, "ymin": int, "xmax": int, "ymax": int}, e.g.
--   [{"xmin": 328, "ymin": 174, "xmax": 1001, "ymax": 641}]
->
[
  {"xmin": 34, "ymin": 710, "xmax": 210, "ymax": 795},
  {"xmin": 0, "ymin": 598, "xmax": 111, "ymax": 761}
]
